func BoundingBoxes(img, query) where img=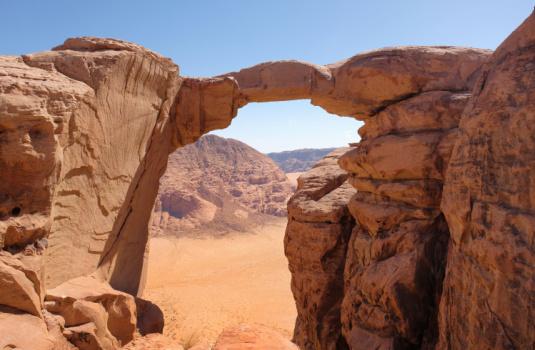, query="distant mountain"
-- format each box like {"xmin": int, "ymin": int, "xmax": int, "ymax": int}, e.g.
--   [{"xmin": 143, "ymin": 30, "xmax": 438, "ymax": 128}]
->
[
  {"xmin": 267, "ymin": 148, "xmax": 337, "ymax": 173},
  {"xmin": 151, "ymin": 135, "xmax": 293, "ymax": 236}
]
